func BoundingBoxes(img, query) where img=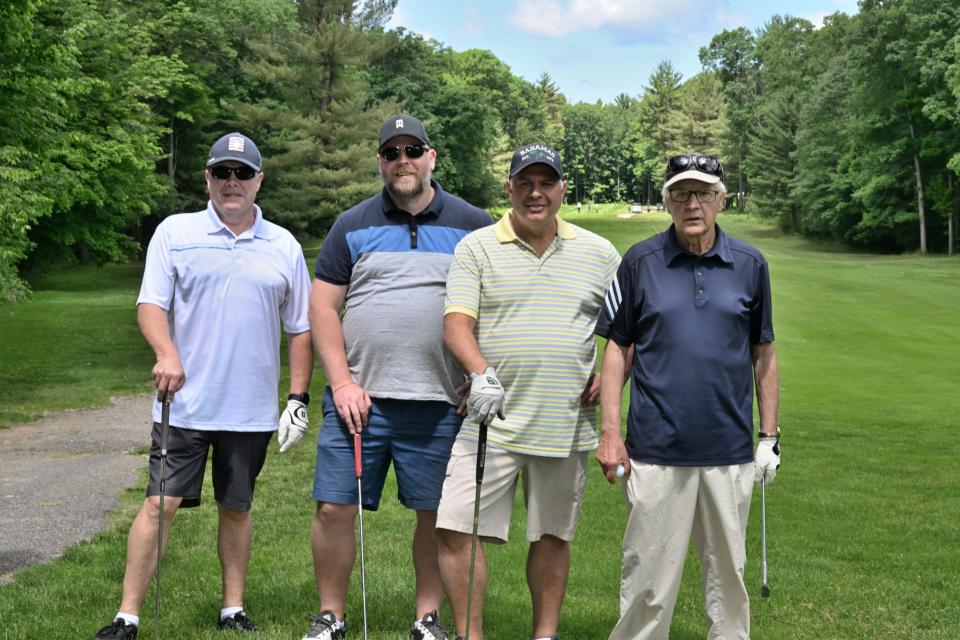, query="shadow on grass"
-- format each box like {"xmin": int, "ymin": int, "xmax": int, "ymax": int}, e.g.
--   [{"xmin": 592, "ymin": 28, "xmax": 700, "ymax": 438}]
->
[{"xmin": 25, "ymin": 263, "xmax": 145, "ymax": 292}]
